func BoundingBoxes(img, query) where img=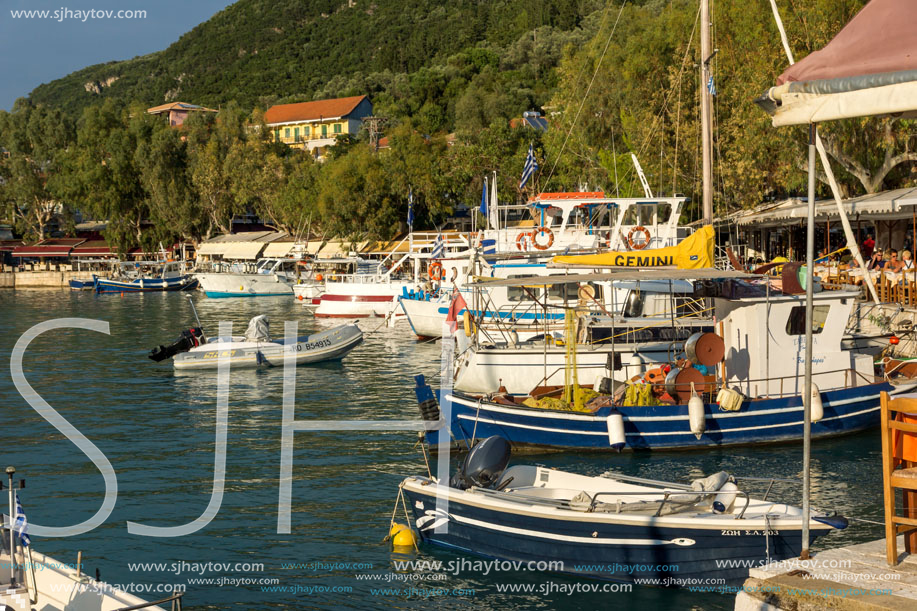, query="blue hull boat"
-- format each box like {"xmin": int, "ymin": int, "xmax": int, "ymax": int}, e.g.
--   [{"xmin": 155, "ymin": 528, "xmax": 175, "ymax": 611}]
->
[
  {"xmin": 68, "ymin": 279, "xmax": 95, "ymax": 290},
  {"xmin": 401, "ymin": 441, "xmax": 846, "ymax": 584},
  {"xmin": 423, "ymin": 380, "xmax": 917, "ymax": 451},
  {"xmin": 95, "ymin": 275, "xmax": 197, "ymax": 293}
]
